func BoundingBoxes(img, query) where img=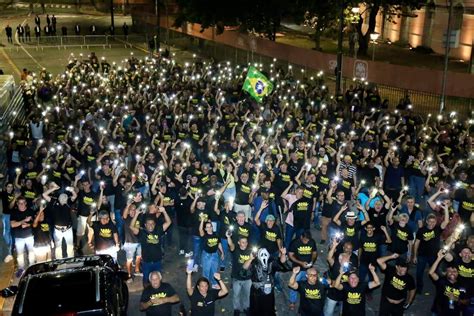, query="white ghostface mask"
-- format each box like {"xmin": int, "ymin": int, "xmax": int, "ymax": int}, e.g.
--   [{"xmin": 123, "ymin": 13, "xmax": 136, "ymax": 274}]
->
[{"xmin": 257, "ymin": 248, "xmax": 270, "ymax": 270}]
